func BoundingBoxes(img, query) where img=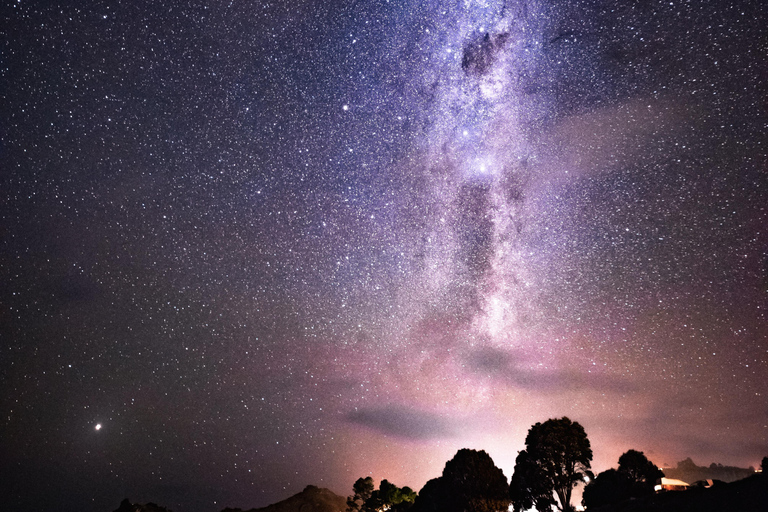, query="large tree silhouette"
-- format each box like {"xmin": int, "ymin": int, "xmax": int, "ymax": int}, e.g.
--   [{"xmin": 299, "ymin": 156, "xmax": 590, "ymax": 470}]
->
[
  {"xmin": 510, "ymin": 417, "xmax": 592, "ymax": 512},
  {"xmin": 618, "ymin": 449, "xmax": 664, "ymax": 497},
  {"xmin": 581, "ymin": 469, "xmax": 628, "ymax": 510},
  {"xmin": 413, "ymin": 448, "xmax": 510, "ymax": 512},
  {"xmin": 582, "ymin": 449, "xmax": 663, "ymax": 510}
]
